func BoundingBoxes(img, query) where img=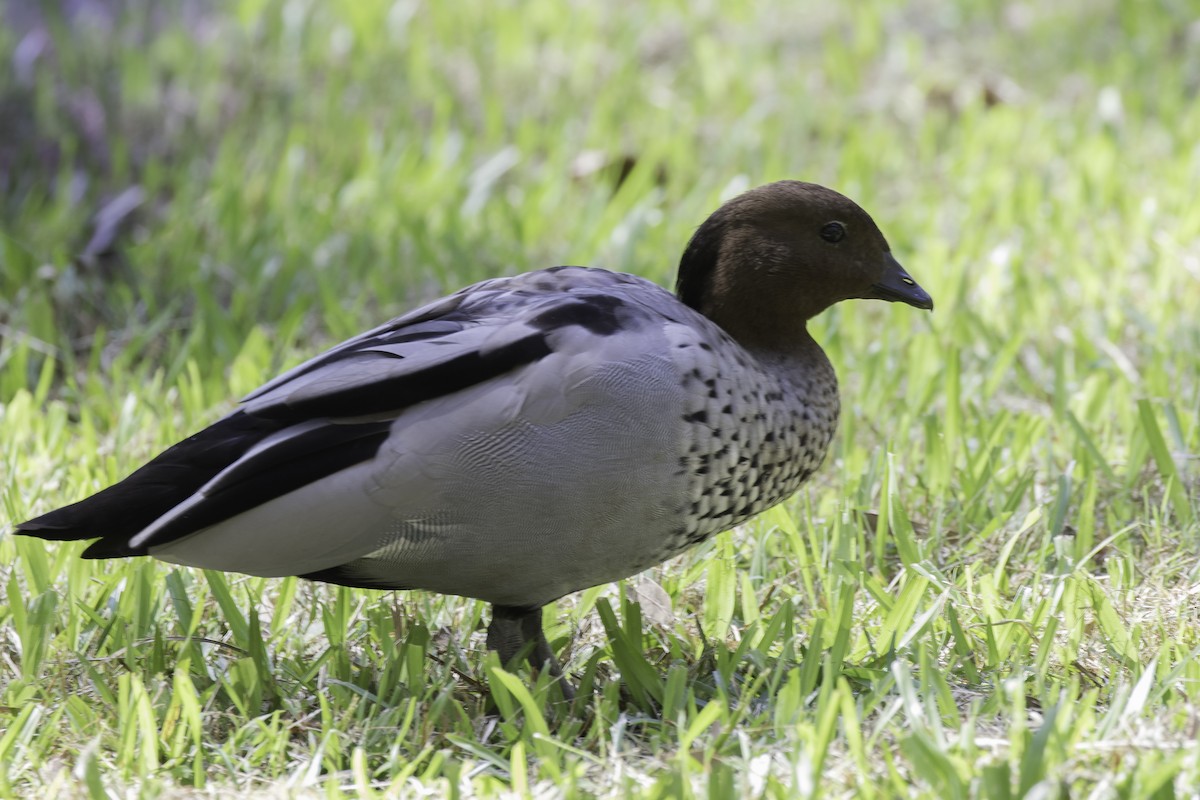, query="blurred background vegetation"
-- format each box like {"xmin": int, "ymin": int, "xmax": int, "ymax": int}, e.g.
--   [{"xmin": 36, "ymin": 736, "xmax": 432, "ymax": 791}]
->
[
  {"xmin": 1, "ymin": 0, "xmax": 1199, "ymax": 796},
  {"xmin": 4, "ymin": 0, "xmax": 1196, "ymax": 396}
]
